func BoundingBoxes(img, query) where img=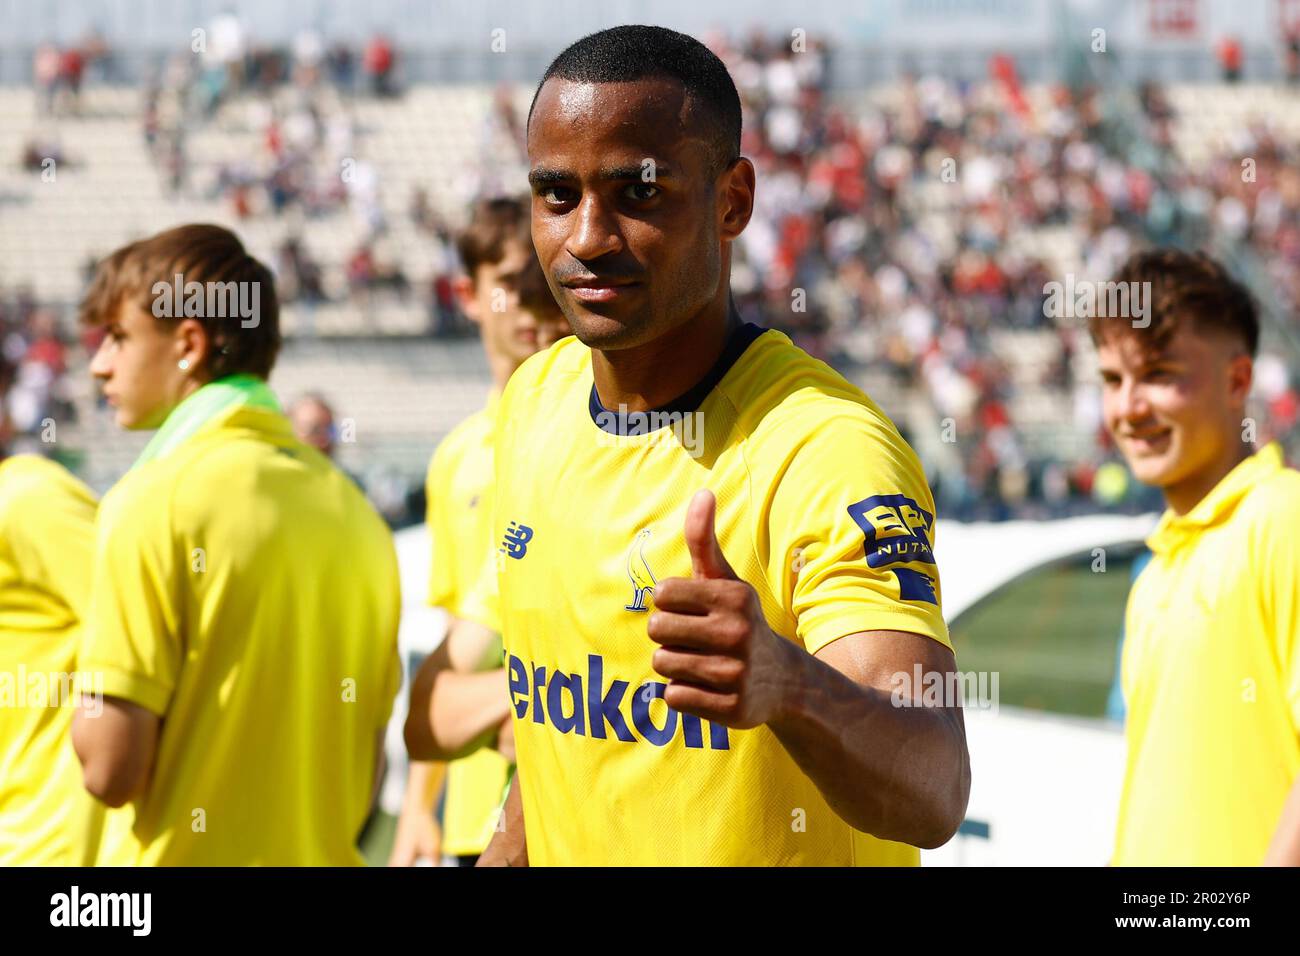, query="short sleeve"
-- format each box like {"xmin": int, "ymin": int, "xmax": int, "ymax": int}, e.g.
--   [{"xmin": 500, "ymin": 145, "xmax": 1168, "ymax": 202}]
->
[
  {"xmin": 77, "ymin": 478, "xmax": 182, "ymax": 716},
  {"xmin": 761, "ymin": 412, "xmax": 950, "ymax": 656},
  {"xmin": 458, "ymin": 547, "xmax": 500, "ymax": 634},
  {"xmin": 425, "ymin": 443, "xmax": 458, "ymax": 611}
]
